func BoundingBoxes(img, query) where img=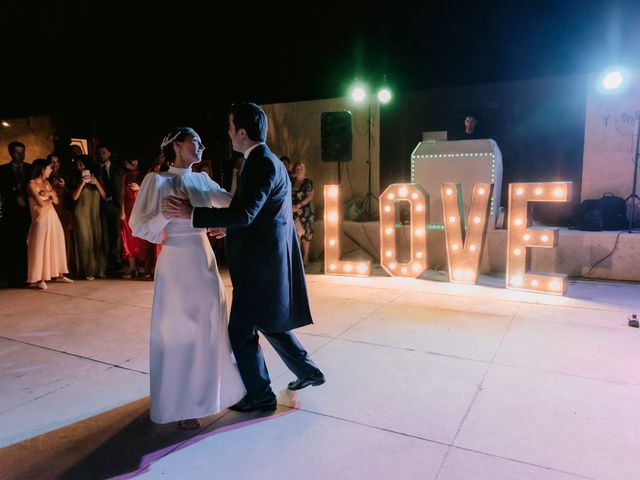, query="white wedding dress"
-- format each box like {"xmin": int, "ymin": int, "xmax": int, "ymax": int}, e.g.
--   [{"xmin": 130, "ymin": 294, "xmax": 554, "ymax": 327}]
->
[{"xmin": 130, "ymin": 166, "xmax": 245, "ymax": 423}]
